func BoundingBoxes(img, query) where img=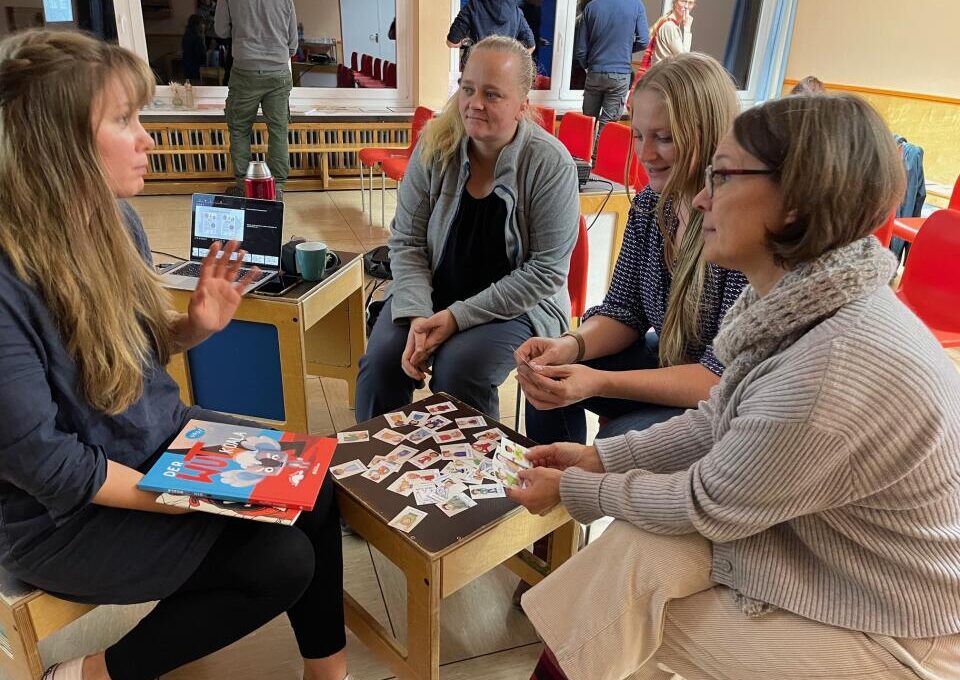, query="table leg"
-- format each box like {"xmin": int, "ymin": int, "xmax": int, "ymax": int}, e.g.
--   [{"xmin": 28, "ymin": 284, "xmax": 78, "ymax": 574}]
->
[
  {"xmin": 344, "ymin": 281, "xmax": 366, "ymax": 405},
  {"xmin": 404, "ymin": 559, "xmax": 441, "ymax": 680},
  {"xmin": 548, "ymin": 519, "xmax": 580, "ymax": 571}
]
